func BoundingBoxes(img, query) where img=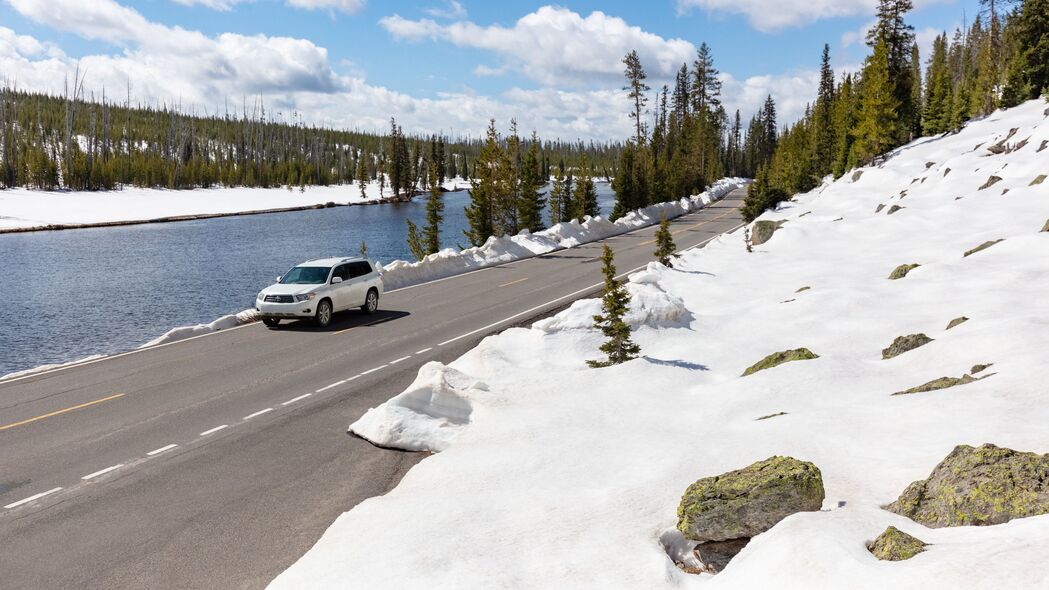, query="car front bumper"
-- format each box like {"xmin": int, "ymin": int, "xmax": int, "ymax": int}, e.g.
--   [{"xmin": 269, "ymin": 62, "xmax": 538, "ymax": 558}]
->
[{"xmin": 256, "ymin": 300, "xmax": 315, "ymax": 318}]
